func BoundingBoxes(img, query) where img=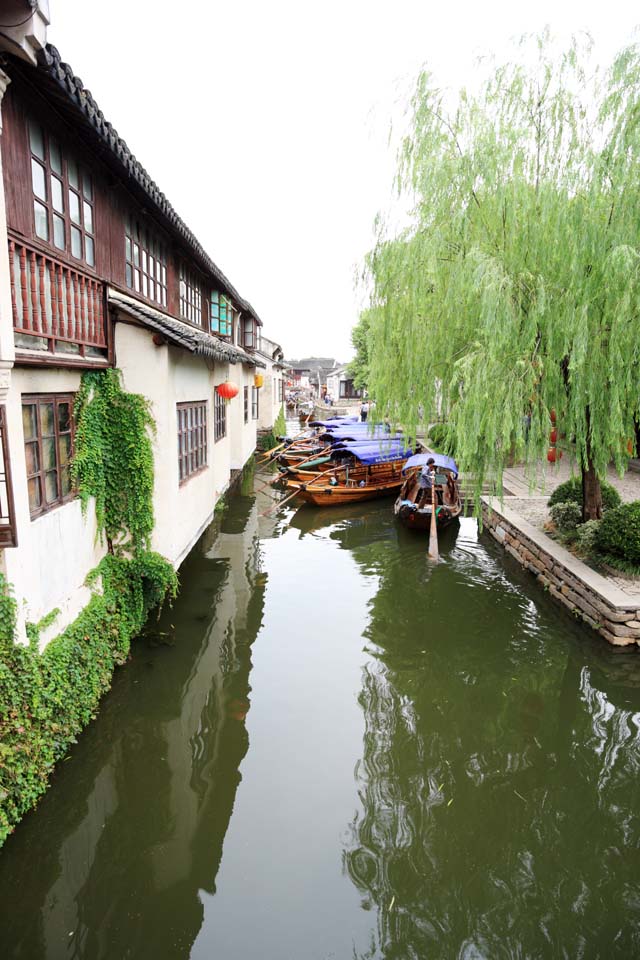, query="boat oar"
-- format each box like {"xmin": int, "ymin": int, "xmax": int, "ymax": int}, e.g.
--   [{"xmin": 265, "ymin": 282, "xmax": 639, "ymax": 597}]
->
[
  {"xmin": 259, "ymin": 427, "xmax": 309, "ymax": 463},
  {"xmin": 260, "ymin": 466, "xmax": 343, "ymax": 517},
  {"xmin": 428, "ymin": 479, "xmax": 439, "ymax": 560}
]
